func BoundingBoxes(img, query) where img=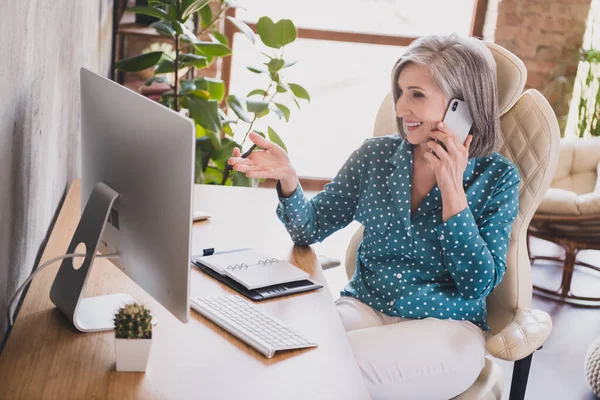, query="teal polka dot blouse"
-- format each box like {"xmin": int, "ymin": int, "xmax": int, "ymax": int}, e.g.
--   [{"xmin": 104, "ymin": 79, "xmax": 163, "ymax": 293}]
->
[{"xmin": 276, "ymin": 135, "xmax": 521, "ymax": 331}]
